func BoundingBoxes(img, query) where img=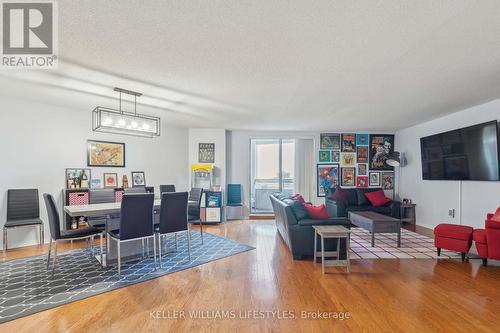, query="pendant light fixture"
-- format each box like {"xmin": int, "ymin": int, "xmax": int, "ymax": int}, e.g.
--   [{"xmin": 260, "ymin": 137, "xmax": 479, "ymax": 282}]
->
[{"xmin": 92, "ymin": 87, "xmax": 160, "ymax": 137}]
